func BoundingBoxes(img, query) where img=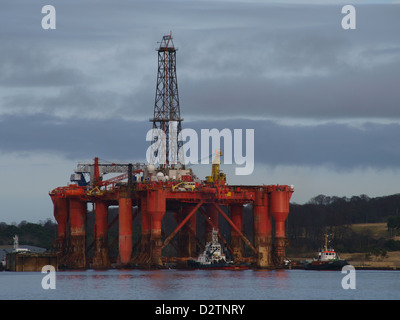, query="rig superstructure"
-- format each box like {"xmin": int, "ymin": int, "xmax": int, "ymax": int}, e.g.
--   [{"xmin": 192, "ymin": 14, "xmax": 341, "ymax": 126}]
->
[{"xmin": 49, "ymin": 33, "xmax": 294, "ymax": 269}]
